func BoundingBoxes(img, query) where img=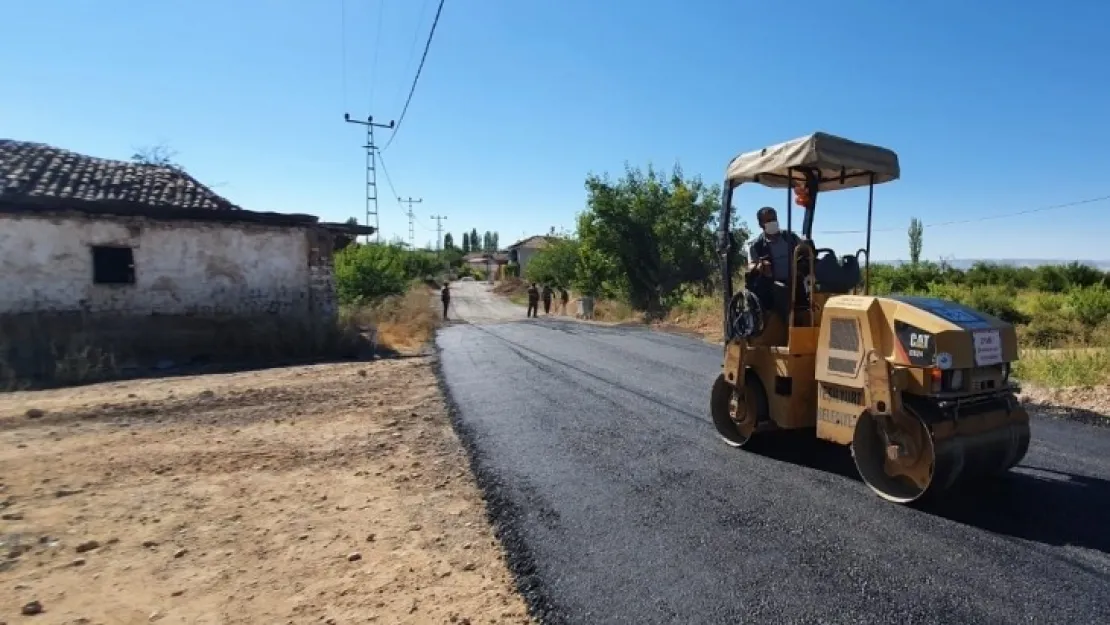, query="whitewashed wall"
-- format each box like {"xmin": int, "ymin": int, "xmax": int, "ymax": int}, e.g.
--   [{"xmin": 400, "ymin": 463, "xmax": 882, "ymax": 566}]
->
[{"xmin": 0, "ymin": 214, "xmax": 312, "ymax": 317}]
